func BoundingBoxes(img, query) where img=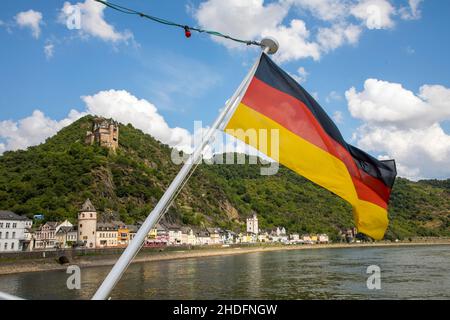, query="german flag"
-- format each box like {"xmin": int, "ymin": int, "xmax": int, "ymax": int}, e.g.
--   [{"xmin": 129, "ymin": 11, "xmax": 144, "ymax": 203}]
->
[{"xmin": 225, "ymin": 53, "xmax": 397, "ymax": 240}]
